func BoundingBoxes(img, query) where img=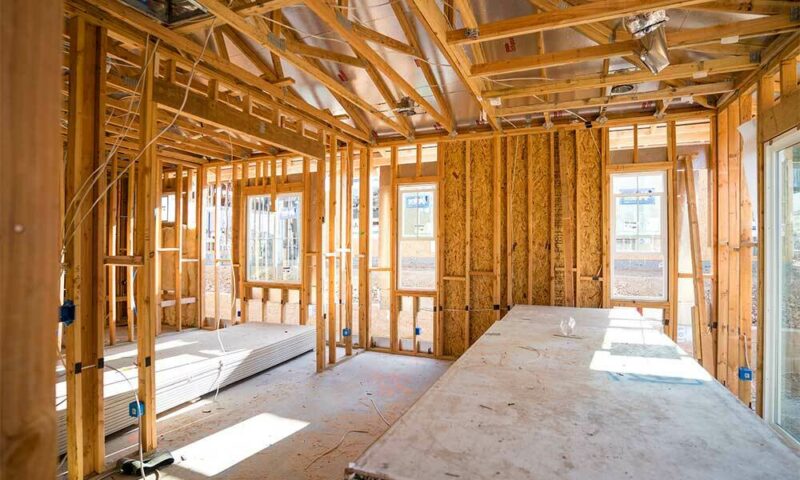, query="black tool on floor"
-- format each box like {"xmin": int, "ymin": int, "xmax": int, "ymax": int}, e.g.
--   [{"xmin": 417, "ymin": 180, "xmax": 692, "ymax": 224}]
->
[{"xmin": 119, "ymin": 451, "xmax": 174, "ymax": 477}]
